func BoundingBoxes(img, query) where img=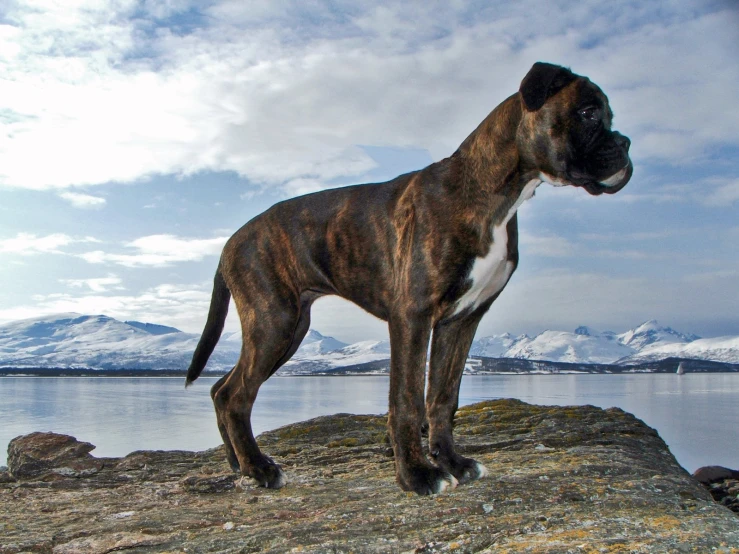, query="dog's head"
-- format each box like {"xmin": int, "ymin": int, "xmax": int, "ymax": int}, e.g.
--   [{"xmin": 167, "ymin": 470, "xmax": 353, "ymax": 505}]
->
[{"xmin": 517, "ymin": 62, "xmax": 632, "ymax": 195}]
